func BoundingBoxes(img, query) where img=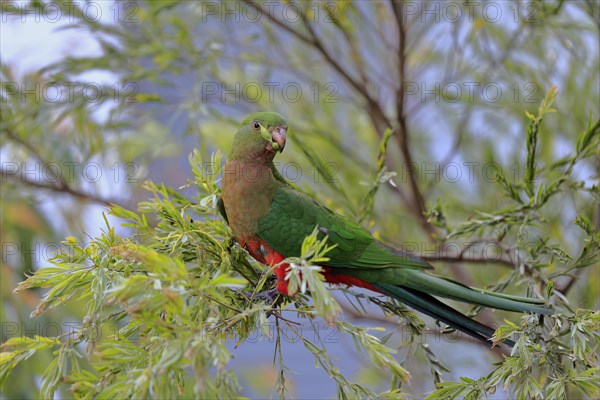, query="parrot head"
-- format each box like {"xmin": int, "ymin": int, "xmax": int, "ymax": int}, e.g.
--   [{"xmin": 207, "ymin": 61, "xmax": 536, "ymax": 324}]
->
[{"xmin": 230, "ymin": 112, "xmax": 288, "ymax": 162}]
